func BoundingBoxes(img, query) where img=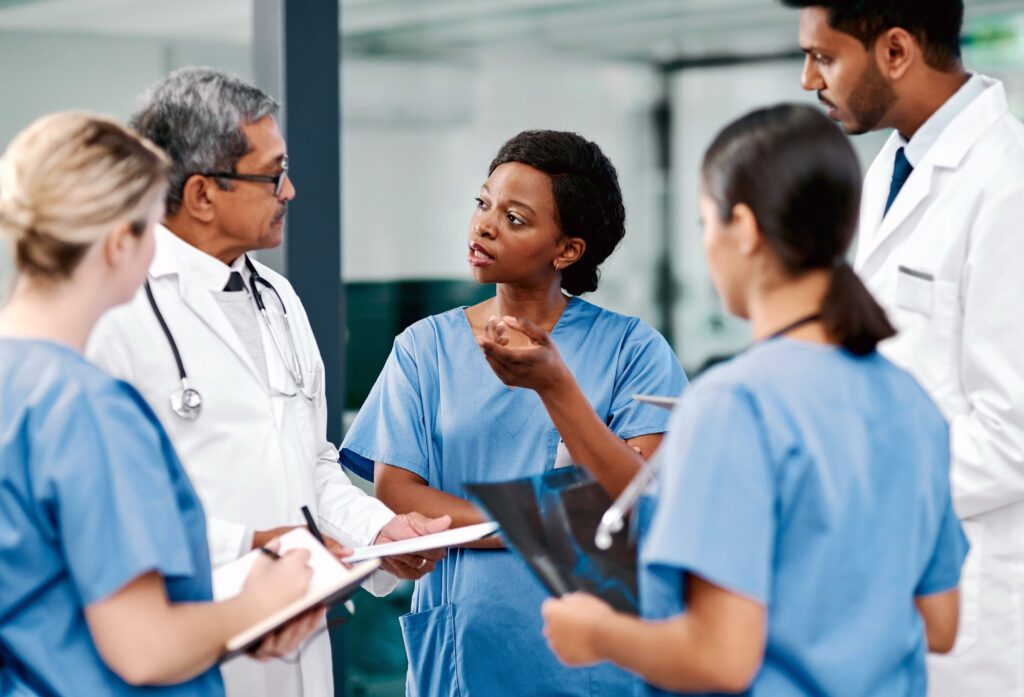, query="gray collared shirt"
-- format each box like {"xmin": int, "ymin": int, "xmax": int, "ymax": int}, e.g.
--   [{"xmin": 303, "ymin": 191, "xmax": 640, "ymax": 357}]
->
[{"xmin": 214, "ymin": 255, "xmax": 270, "ymax": 387}]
